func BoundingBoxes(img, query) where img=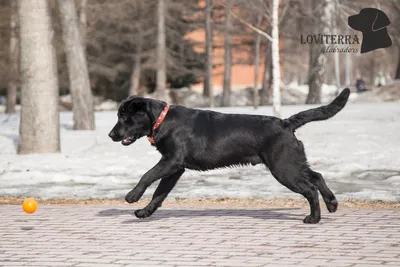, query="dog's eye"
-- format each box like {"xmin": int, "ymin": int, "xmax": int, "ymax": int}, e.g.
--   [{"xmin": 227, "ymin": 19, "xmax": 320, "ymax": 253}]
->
[{"xmin": 120, "ymin": 115, "xmax": 127, "ymax": 121}]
